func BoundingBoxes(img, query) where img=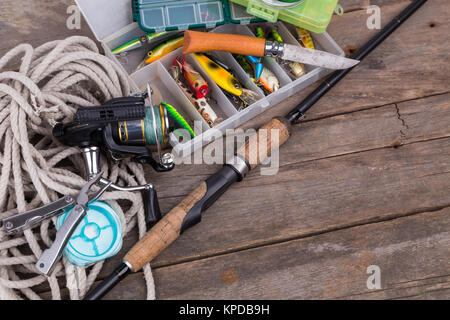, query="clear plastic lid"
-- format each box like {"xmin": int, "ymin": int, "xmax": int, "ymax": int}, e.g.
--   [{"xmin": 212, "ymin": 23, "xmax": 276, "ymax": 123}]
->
[{"xmin": 136, "ymin": 0, "xmax": 225, "ymax": 31}]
